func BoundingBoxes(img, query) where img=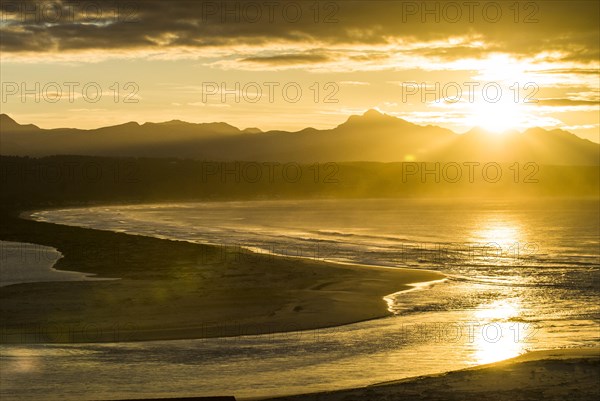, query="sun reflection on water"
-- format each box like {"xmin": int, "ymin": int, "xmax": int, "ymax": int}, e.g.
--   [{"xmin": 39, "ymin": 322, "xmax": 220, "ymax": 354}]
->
[
  {"xmin": 2, "ymin": 348, "xmax": 40, "ymax": 373},
  {"xmin": 466, "ymin": 219, "xmax": 532, "ymax": 364},
  {"xmin": 470, "ymin": 299, "xmax": 528, "ymax": 365},
  {"xmin": 474, "ymin": 299, "xmax": 520, "ymax": 321},
  {"xmin": 473, "ymin": 222, "xmax": 522, "ymax": 249}
]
